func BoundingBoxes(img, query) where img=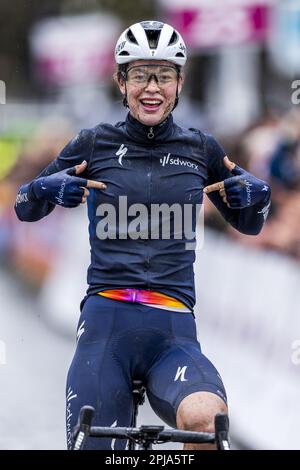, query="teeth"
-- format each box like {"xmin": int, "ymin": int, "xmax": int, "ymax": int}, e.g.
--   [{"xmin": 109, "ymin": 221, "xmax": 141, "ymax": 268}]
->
[{"xmin": 142, "ymin": 100, "xmax": 161, "ymax": 105}]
